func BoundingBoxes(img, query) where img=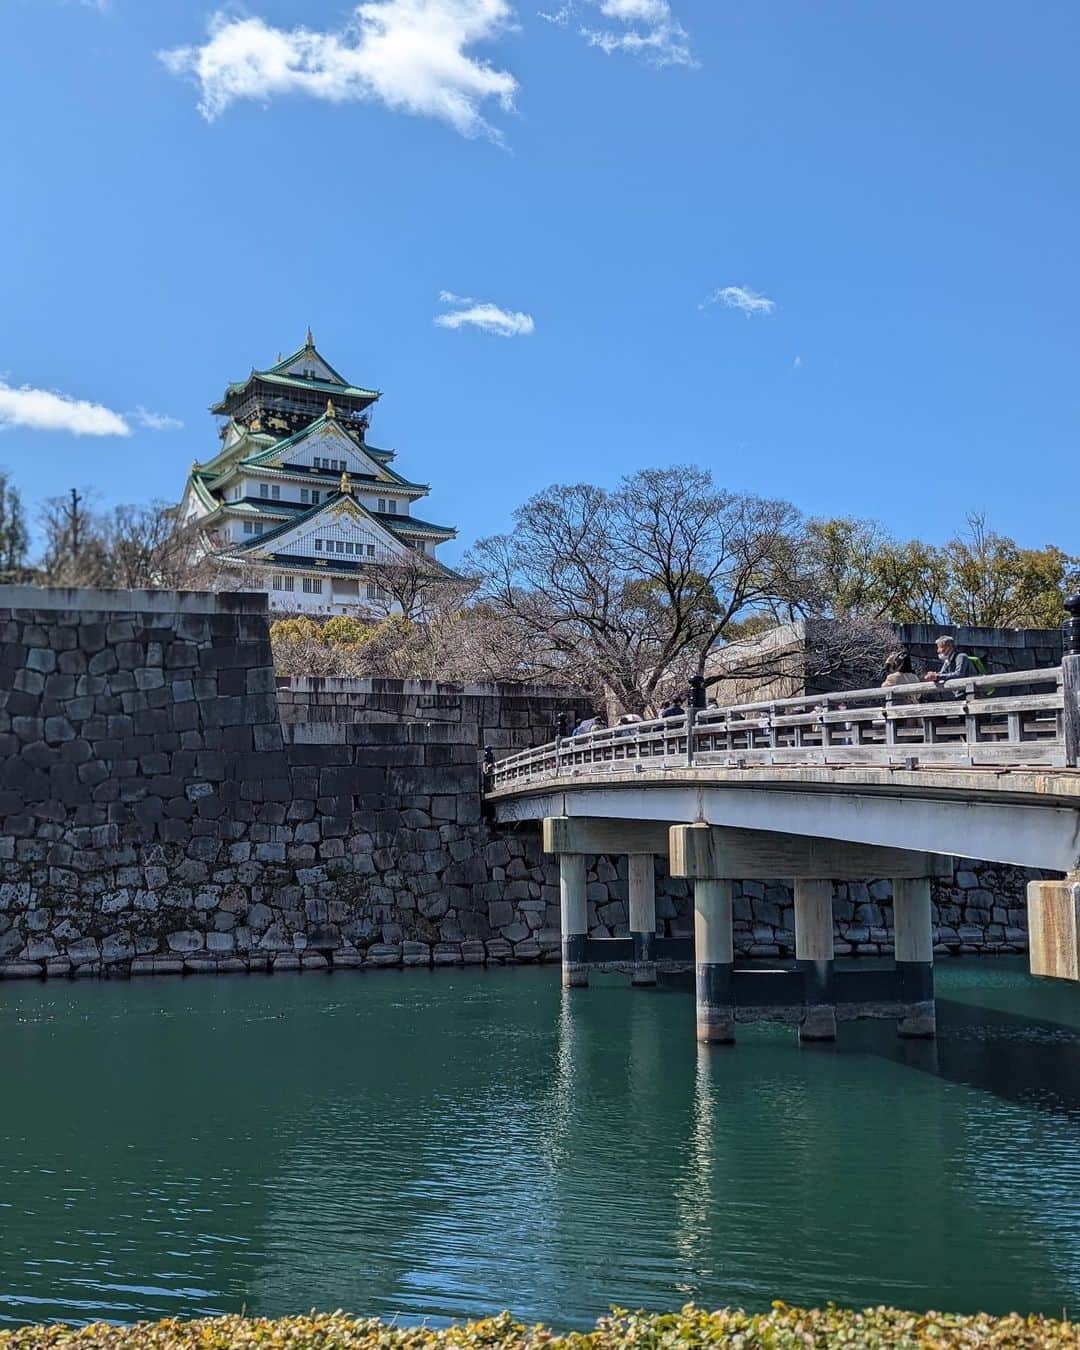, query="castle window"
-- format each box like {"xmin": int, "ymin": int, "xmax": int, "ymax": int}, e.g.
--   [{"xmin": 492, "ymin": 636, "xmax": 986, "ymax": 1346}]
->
[
  {"xmin": 284, "ymin": 575, "xmax": 294, "ymax": 592},
  {"xmin": 271, "ymin": 485, "xmax": 280, "ymax": 500},
  {"xmin": 301, "ymin": 489, "xmax": 309, "ymax": 503},
  {"xmin": 336, "ymin": 540, "xmax": 344, "ymax": 553},
  {"xmin": 377, "ymin": 498, "xmax": 386, "ymax": 513},
  {"xmin": 303, "ymin": 577, "xmax": 323, "ymax": 594},
  {"xmin": 259, "ymin": 484, "xmax": 269, "ymax": 498},
  {"xmin": 315, "ymin": 539, "xmax": 323, "ymax": 551},
  {"xmin": 312, "ymin": 491, "xmax": 320, "ymax": 505},
  {"xmin": 366, "ymin": 544, "xmax": 376, "ymax": 557}
]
